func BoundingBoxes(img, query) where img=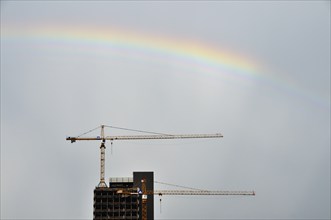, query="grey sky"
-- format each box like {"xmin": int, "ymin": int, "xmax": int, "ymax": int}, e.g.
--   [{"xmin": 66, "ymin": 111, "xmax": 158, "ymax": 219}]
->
[{"xmin": 1, "ymin": 1, "xmax": 330, "ymax": 219}]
